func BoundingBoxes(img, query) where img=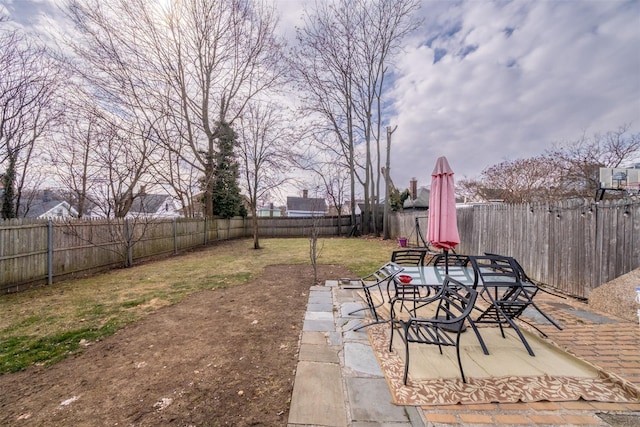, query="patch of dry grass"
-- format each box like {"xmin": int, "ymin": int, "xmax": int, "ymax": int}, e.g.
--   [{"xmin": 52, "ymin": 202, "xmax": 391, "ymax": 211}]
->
[{"xmin": 0, "ymin": 237, "xmax": 398, "ymax": 372}]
